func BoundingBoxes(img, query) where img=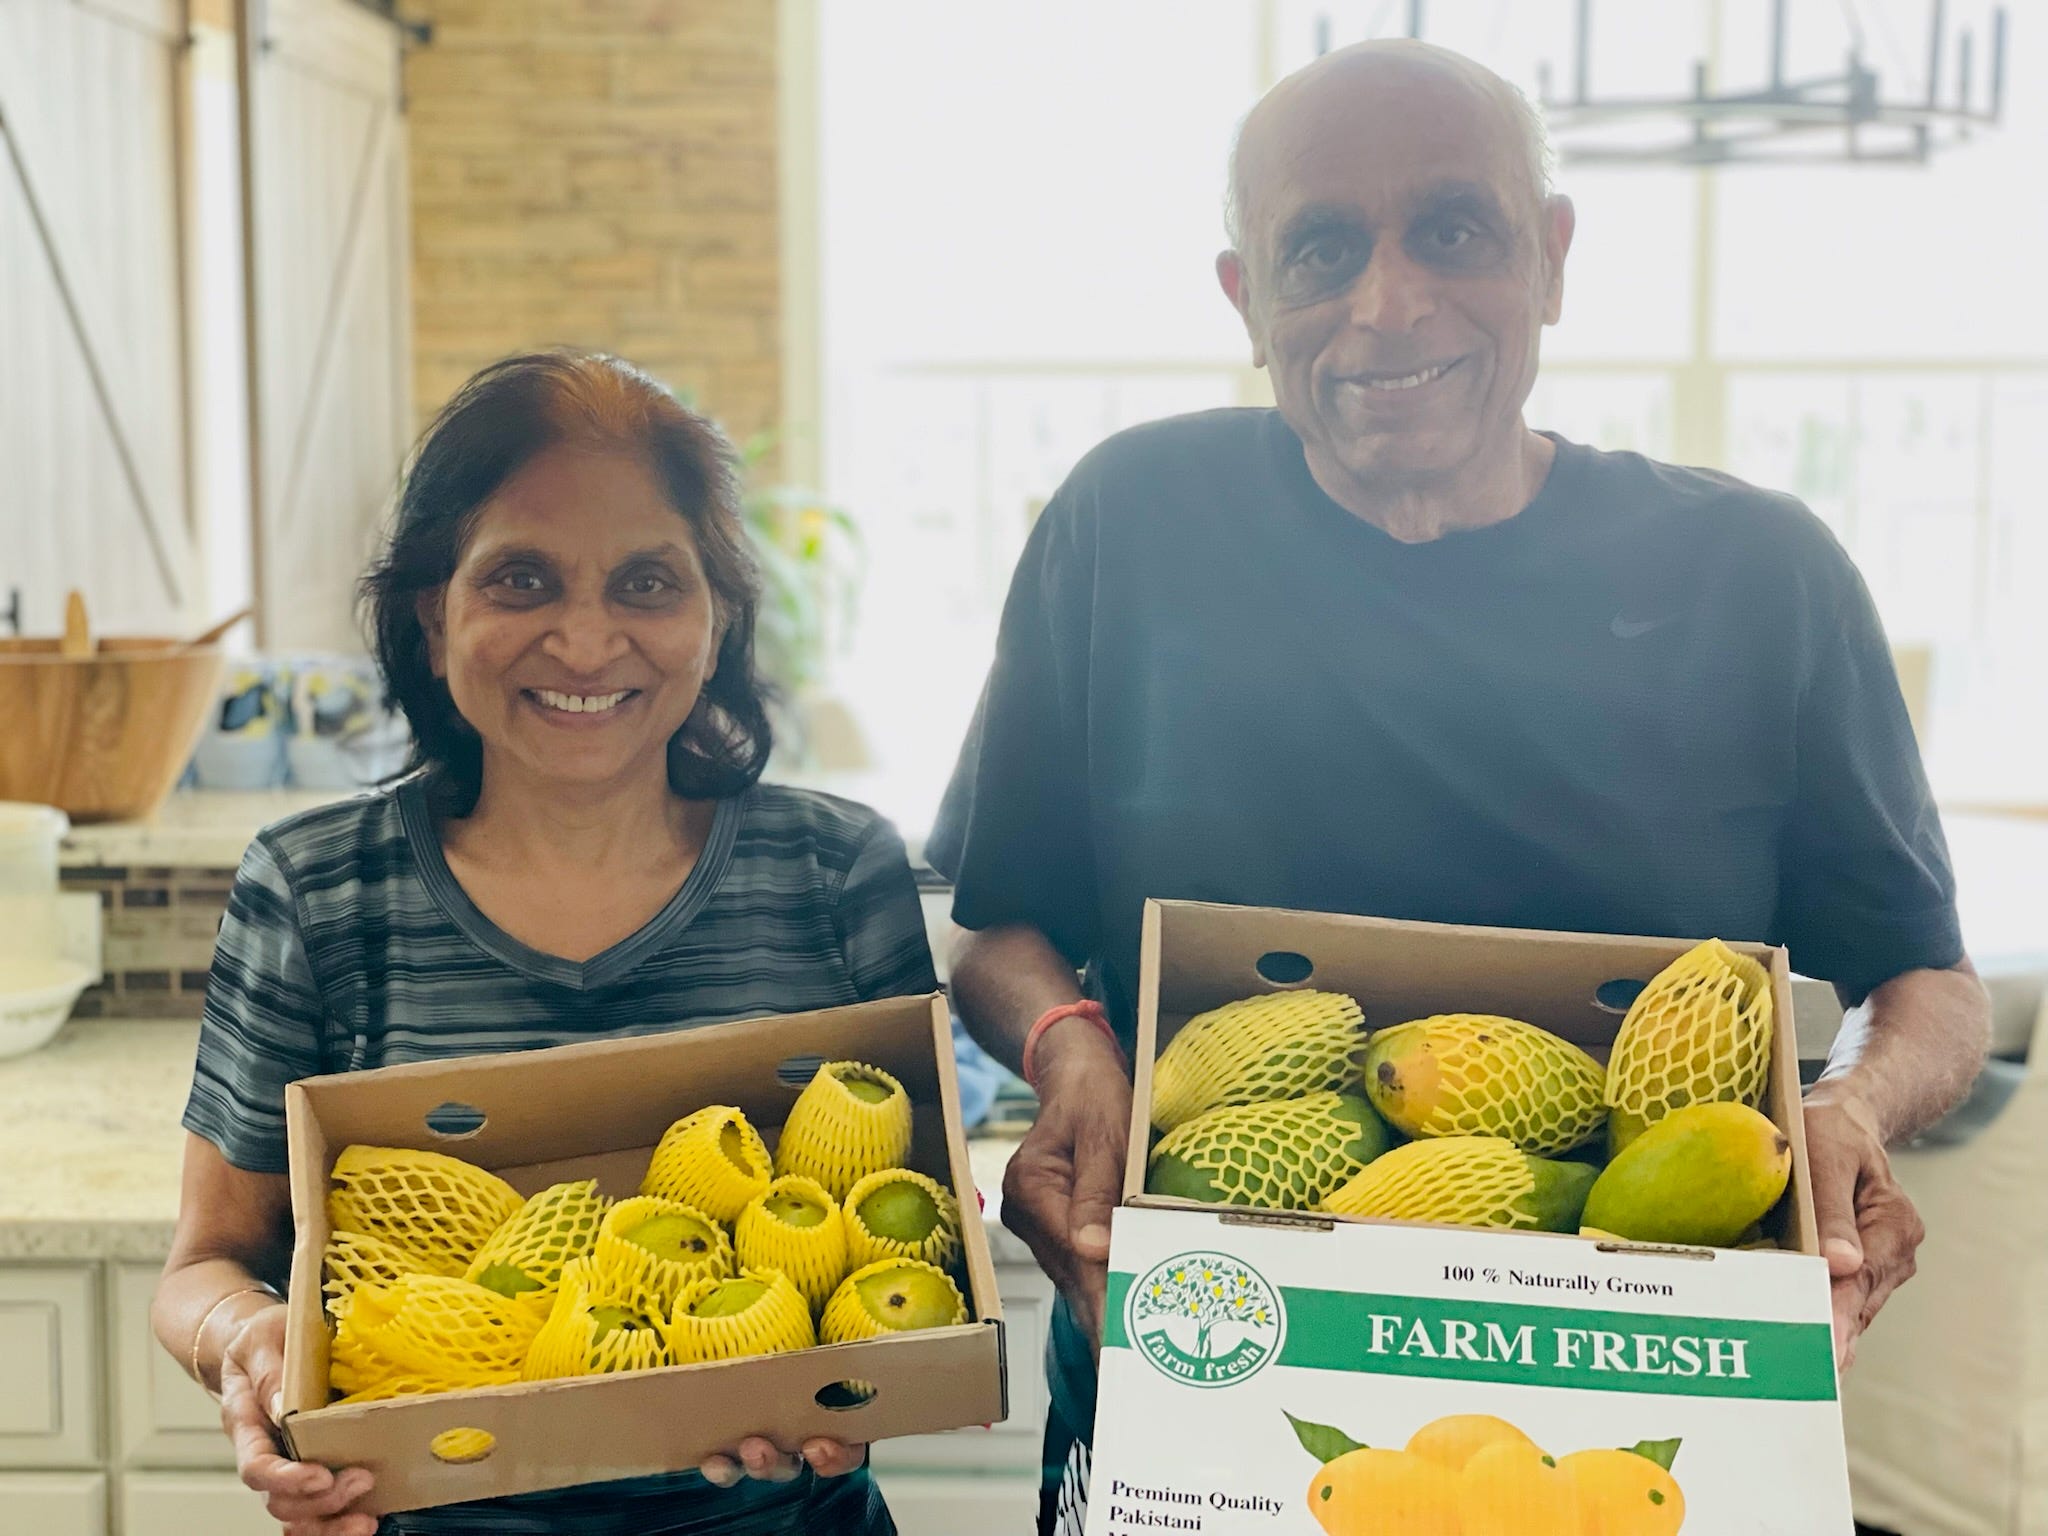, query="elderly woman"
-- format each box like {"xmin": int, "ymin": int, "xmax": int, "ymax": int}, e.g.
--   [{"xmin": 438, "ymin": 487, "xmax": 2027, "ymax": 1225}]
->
[{"xmin": 149, "ymin": 351, "xmax": 930, "ymax": 1536}]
